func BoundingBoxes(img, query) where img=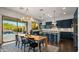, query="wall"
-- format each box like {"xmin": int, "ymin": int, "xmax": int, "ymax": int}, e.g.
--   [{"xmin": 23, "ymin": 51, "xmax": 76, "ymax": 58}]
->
[
  {"xmin": 73, "ymin": 8, "xmax": 78, "ymax": 49},
  {"xmin": 0, "ymin": 15, "xmax": 2, "ymax": 44},
  {"xmin": 78, "ymin": 8, "xmax": 79, "ymax": 51}
]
